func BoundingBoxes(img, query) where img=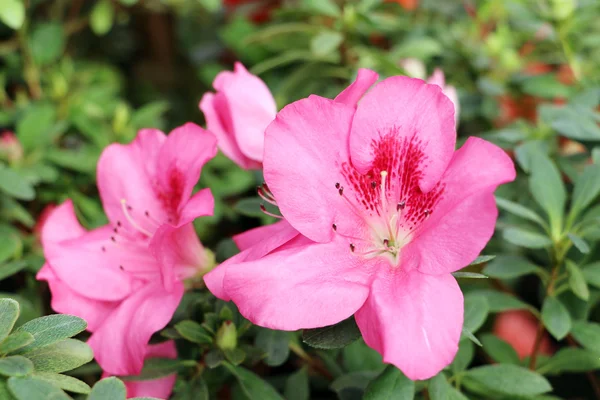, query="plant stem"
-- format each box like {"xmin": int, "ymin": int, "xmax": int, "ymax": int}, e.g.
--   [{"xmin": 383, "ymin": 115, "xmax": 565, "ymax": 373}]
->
[{"xmin": 288, "ymin": 342, "xmax": 333, "ymax": 380}]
